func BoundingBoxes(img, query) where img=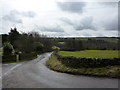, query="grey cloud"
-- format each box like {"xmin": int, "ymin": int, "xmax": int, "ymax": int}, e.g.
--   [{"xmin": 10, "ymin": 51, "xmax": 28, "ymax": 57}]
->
[
  {"xmin": 97, "ymin": 2, "xmax": 118, "ymax": 31},
  {"xmin": 59, "ymin": 17, "xmax": 73, "ymax": 25},
  {"xmin": 9, "ymin": 10, "xmax": 20, "ymax": 15},
  {"xmin": 74, "ymin": 17, "xmax": 96, "ymax": 30},
  {"xmin": 60, "ymin": 15, "xmax": 117, "ymax": 31},
  {"xmin": 21, "ymin": 11, "xmax": 36, "ymax": 18},
  {"xmin": 2, "ymin": 10, "xmax": 22, "ymax": 23},
  {"xmin": 60, "ymin": 17, "xmax": 96, "ymax": 30},
  {"xmin": 35, "ymin": 25, "xmax": 64, "ymax": 32},
  {"xmin": 82, "ymin": 33, "xmax": 92, "ymax": 37},
  {"xmin": 100, "ymin": 2, "xmax": 117, "ymax": 7},
  {"xmin": 58, "ymin": 2, "xmax": 117, "ymax": 31},
  {"xmin": 2, "ymin": 10, "xmax": 36, "ymax": 23},
  {"xmin": 104, "ymin": 21, "xmax": 118, "ymax": 30},
  {"xmin": 102, "ymin": 14, "xmax": 118, "ymax": 31},
  {"xmin": 96, "ymin": 33, "xmax": 105, "ymax": 37},
  {"xmin": 104, "ymin": 18, "xmax": 118, "ymax": 30},
  {"xmin": 57, "ymin": 2, "xmax": 86, "ymax": 13}
]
